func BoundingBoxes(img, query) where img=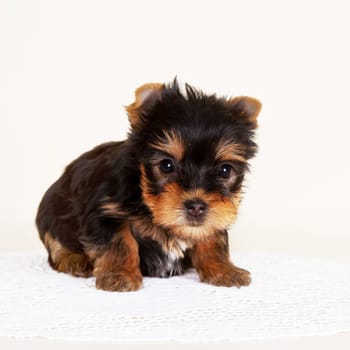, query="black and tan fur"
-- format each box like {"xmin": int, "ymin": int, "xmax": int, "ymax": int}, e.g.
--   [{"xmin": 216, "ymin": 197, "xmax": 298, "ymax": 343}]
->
[{"xmin": 36, "ymin": 80, "xmax": 261, "ymax": 292}]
